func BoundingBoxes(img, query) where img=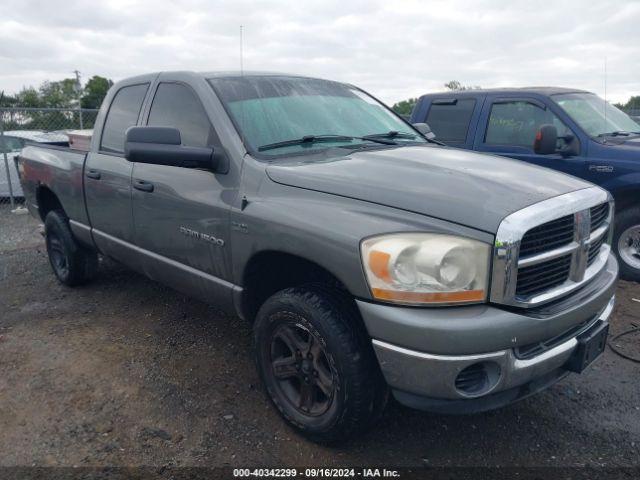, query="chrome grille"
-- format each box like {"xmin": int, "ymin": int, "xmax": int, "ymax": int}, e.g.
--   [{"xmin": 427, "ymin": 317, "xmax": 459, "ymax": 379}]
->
[
  {"xmin": 516, "ymin": 254, "xmax": 572, "ymax": 297},
  {"xmin": 588, "ymin": 235, "xmax": 605, "ymax": 267},
  {"xmin": 491, "ymin": 188, "xmax": 613, "ymax": 308},
  {"xmin": 590, "ymin": 203, "xmax": 609, "ymax": 232},
  {"xmin": 519, "ymin": 215, "xmax": 574, "ymax": 257}
]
